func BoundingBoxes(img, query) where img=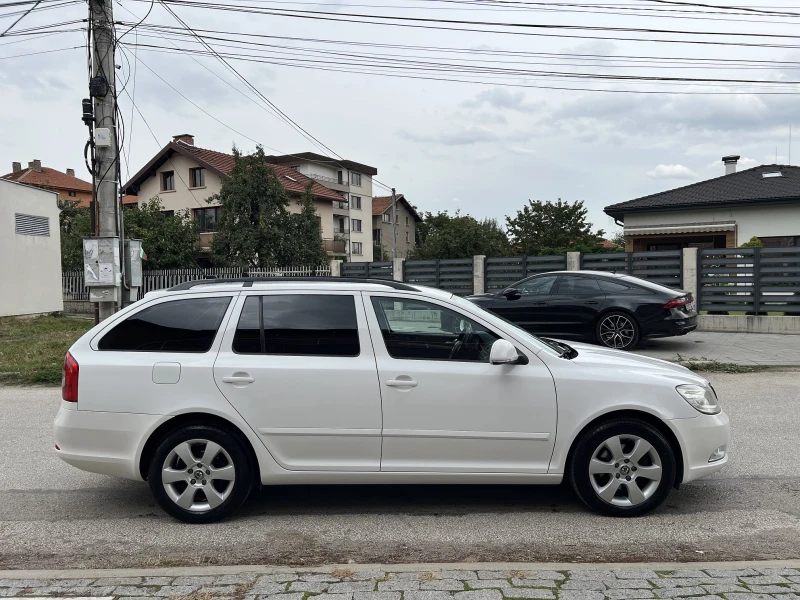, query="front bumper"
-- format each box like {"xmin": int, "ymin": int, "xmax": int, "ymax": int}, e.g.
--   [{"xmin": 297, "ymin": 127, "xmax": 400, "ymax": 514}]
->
[
  {"xmin": 54, "ymin": 403, "xmax": 162, "ymax": 481},
  {"xmin": 668, "ymin": 410, "xmax": 730, "ymax": 483}
]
